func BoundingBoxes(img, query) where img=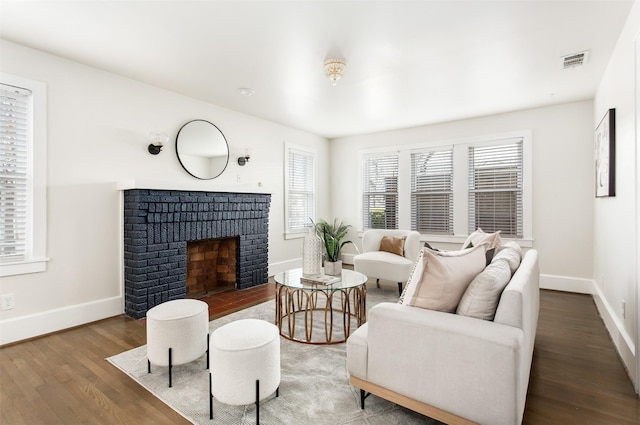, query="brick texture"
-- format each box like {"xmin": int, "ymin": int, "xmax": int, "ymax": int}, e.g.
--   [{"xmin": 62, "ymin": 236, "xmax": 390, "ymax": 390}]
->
[{"xmin": 123, "ymin": 189, "xmax": 271, "ymax": 319}]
